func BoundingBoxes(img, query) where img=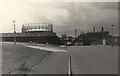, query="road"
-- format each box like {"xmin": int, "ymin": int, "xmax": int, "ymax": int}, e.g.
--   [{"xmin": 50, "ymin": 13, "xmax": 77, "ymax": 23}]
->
[
  {"xmin": 68, "ymin": 45, "xmax": 118, "ymax": 74},
  {"xmin": 29, "ymin": 52, "xmax": 68, "ymax": 74},
  {"xmin": 0, "ymin": 42, "xmax": 2, "ymax": 75},
  {"xmin": 1, "ymin": 42, "xmax": 118, "ymax": 75},
  {"xmin": 2, "ymin": 42, "xmax": 68, "ymax": 74},
  {"xmin": 2, "ymin": 42, "xmax": 51, "ymax": 74},
  {"xmin": 22, "ymin": 44, "xmax": 118, "ymax": 74},
  {"xmin": 24, "ymin": 44, "xmax": 68, "ymax": 74}
]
